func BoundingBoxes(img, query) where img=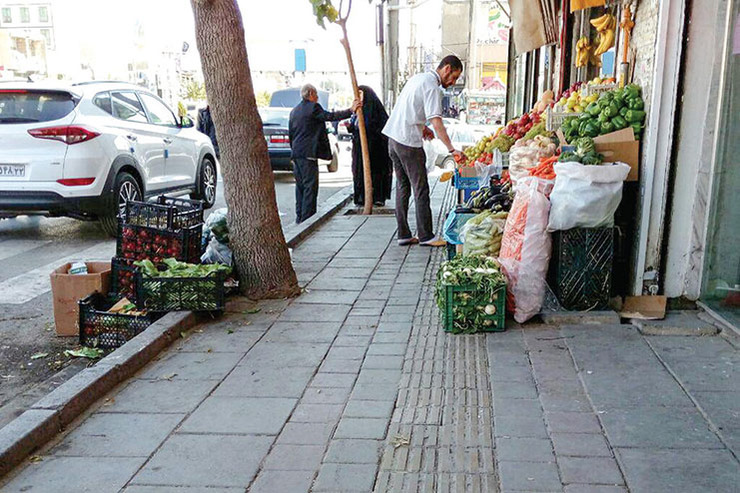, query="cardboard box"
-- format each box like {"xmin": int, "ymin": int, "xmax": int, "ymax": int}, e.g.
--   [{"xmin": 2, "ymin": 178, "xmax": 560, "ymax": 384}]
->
[
  {"xmin": 593, "ymin": 128, "xmax": 640, "ymax": 182},
  {"xmin": 50, "ymin": 262, "xmax": 111, "ymax": 337},
  {"xmin": 457, "ymin": 166, "xmax": 478, "ymax": 178}
]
